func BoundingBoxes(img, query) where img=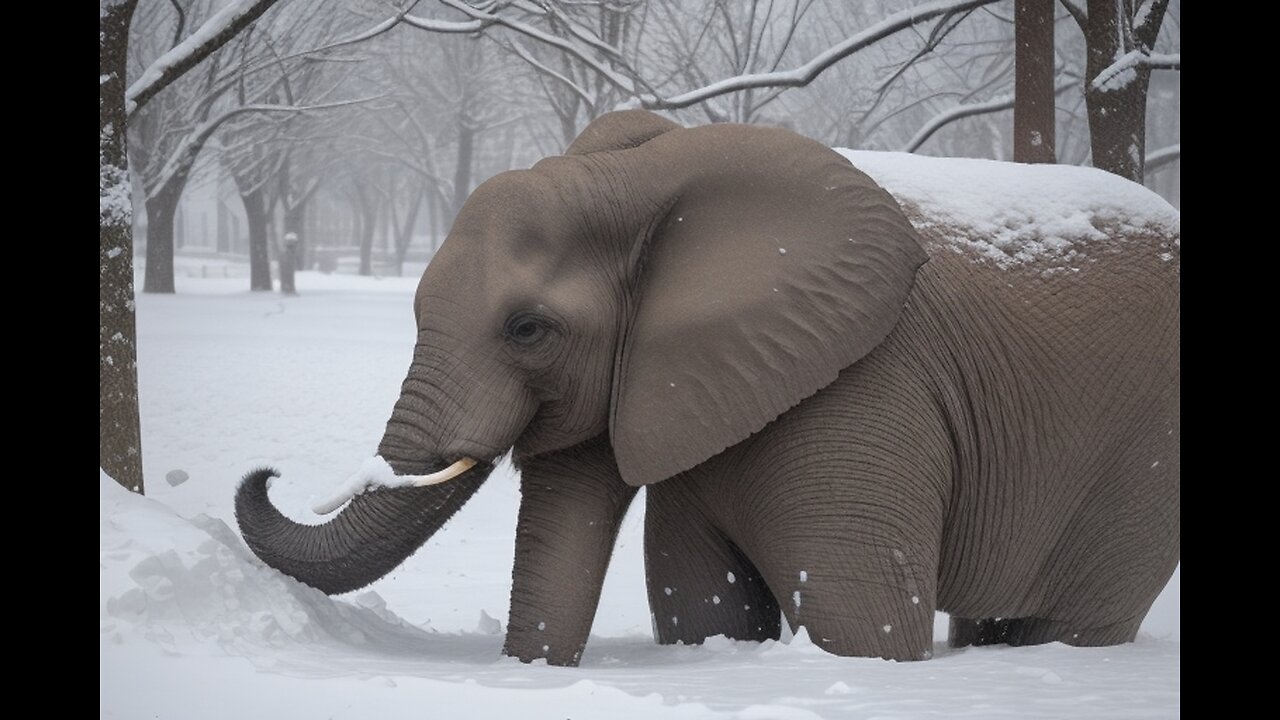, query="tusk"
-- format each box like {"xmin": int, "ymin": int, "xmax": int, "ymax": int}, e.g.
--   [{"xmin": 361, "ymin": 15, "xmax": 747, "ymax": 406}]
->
[
  {"xmin": 410, "ymin": 457, "xmax": 477, "ymax": 486},
  {"xmin": 311, "ymin": 456, "xmax": 479, "ymax": 515}
]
